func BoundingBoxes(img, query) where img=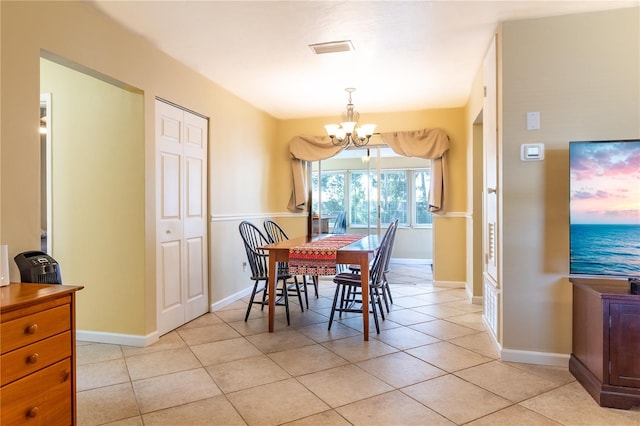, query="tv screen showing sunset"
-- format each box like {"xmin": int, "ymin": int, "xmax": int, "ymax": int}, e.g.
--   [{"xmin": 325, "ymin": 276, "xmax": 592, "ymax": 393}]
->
[{"xmin": 570, "ymin": 140, "xmax": 640, "ymax": 276}]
